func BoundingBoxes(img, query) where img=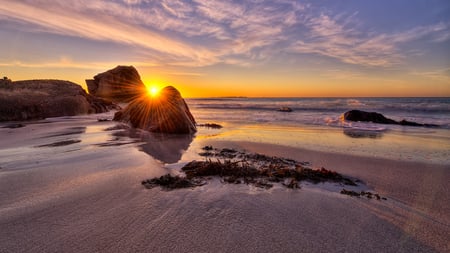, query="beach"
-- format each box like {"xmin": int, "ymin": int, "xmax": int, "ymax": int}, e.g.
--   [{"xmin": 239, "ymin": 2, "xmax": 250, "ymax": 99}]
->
[
  {"xmin": 0, "ymin": 104, "xmax": 449, "ymax": 252},
  {"xmin": 2, "ymin": 0, "xmax": 449, "ymax": 251}
]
